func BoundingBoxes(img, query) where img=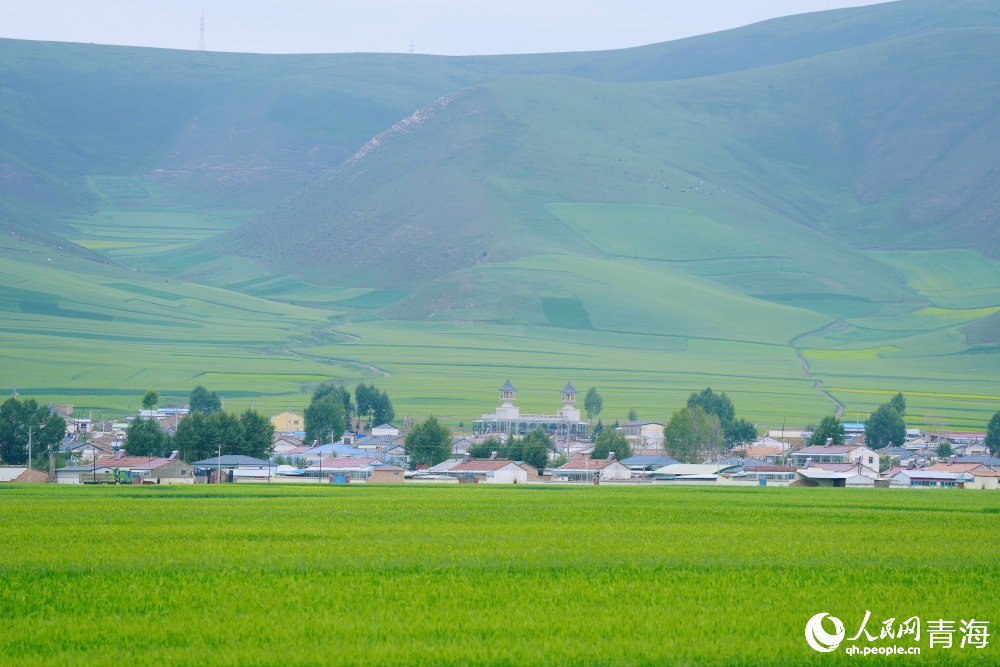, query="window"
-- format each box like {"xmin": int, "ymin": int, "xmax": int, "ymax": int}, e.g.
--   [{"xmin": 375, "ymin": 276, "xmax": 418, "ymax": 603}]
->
[
  {"xmin": 868, "ymin": 457, "xmax": 874, "ymax": 464},
  {"xmin": 181, "ymin": 469, "xmax": 187, "ymax": 476}
]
